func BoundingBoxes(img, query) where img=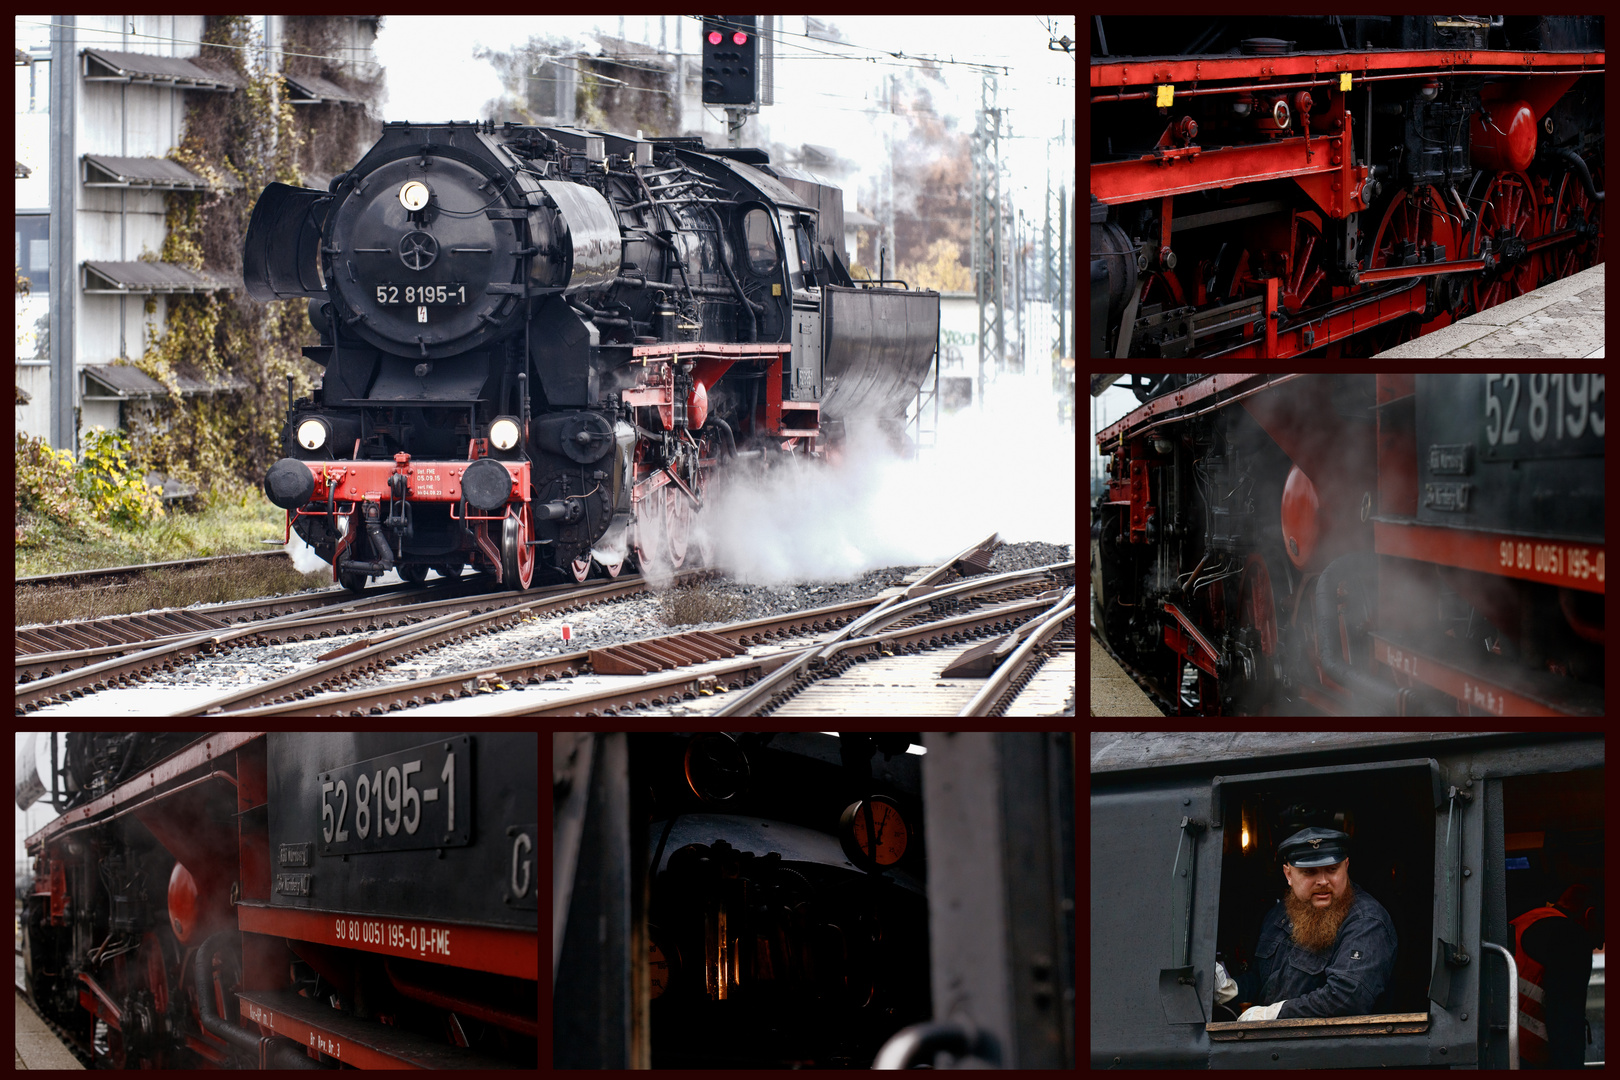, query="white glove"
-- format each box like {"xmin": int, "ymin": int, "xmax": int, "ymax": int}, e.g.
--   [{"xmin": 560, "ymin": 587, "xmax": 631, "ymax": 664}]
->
[
  {"xmin": 1238, "ymin": 1000, "xmax": 1286, "ymax": 1022},
  {"xmin": 1214, "ymin": 962, "xmax": 1238, "ymax": 1005}
]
